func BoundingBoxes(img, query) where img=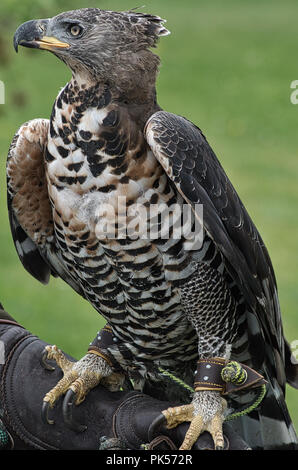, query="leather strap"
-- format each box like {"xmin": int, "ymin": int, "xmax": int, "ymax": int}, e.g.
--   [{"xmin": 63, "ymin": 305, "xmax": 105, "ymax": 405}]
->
[
  {"xmin": 87, "ymin": 323, "xmax": 121, "ymax": 370},
  {"xmin": 194, "ymin": 357, "xmax": 267, "ymax": 395},
  {"xmin": 223, "ymin": 363, "xmax": 267, "ymax": 395},
  {"xmin": 87, "ymin": 347, "xmax": 115, "ymax": 367},
  {"xmin": 194, "ymin": 357, "xmax": 226, "ymax": 392},
  {"xmin": 146, "ymin": 435, "xmax": 177, "ymax": 450},
  {"xmin": 0, "ymin": 319, "xmax": 24, "ymax": 328},
  {"xmin": 0, "ymin": 304, "xmax": 24, "ymax": 329}
]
